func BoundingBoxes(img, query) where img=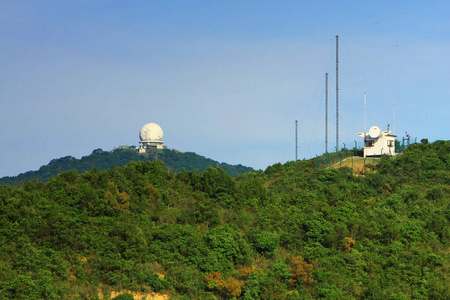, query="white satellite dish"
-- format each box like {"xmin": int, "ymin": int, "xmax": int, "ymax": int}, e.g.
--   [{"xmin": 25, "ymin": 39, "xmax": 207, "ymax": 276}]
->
[{"xmin": 368, "ymin": 126, "xmax": 381, "ymax": 139}]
